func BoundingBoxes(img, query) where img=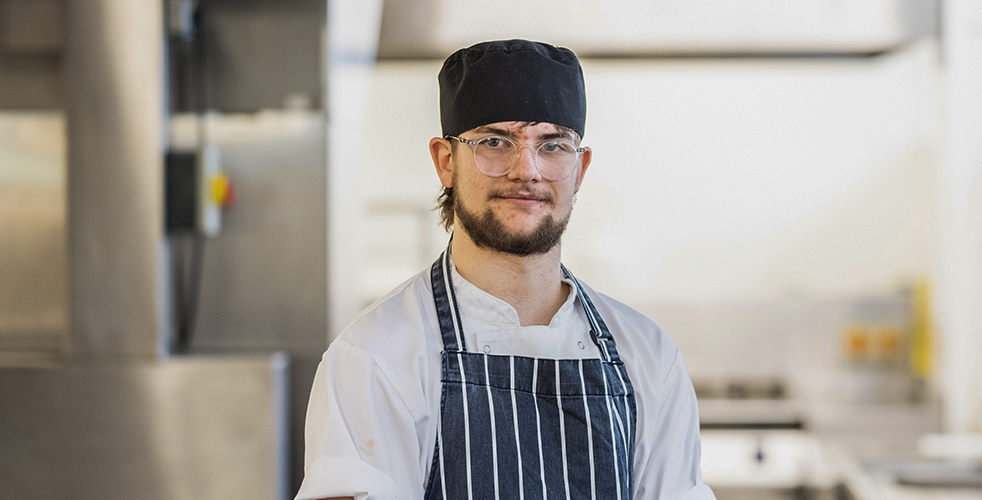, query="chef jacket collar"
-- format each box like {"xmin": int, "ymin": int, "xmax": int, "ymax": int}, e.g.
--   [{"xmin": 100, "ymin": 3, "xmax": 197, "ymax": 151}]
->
[{"xmin": 447, "ymin": 253, "xmax": 579, "ymax": 328}]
